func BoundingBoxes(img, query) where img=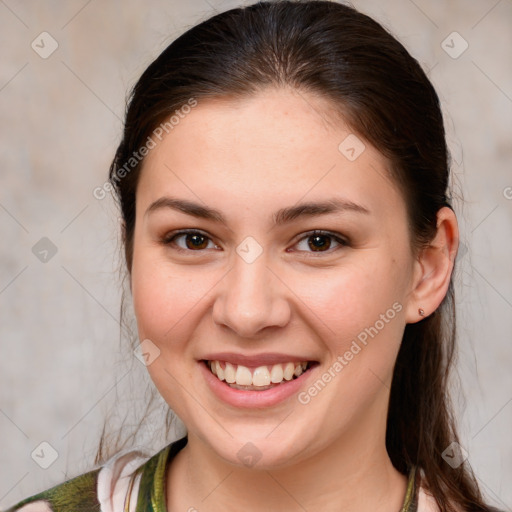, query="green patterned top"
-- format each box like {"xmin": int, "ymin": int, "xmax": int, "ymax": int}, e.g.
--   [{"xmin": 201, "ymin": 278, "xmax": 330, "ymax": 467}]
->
[{"xmin": 5, "ymin": 436, "xmax": 420, "ymax": 512}]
